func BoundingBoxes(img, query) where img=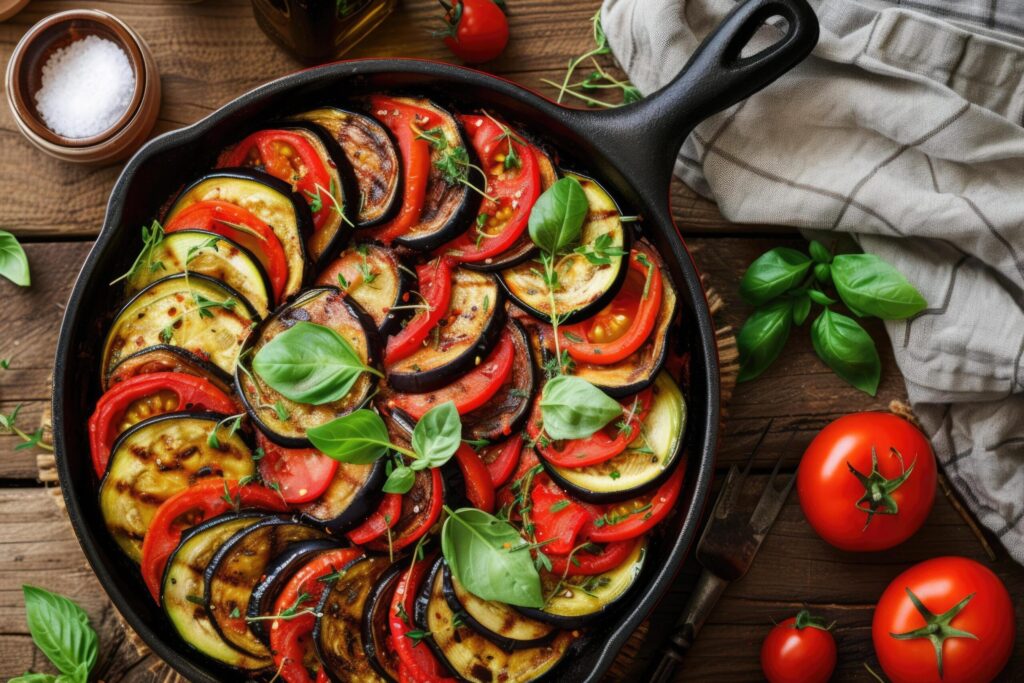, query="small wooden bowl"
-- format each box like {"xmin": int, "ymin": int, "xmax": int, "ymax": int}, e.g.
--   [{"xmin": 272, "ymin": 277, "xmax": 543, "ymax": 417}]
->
[
  {"xmin": 4, "ymin": 9, "xmax": 161, "ymax": 164},
  {"xmin": 0, "ymin": 0, "xmax": 30, "ymax": 23}
]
